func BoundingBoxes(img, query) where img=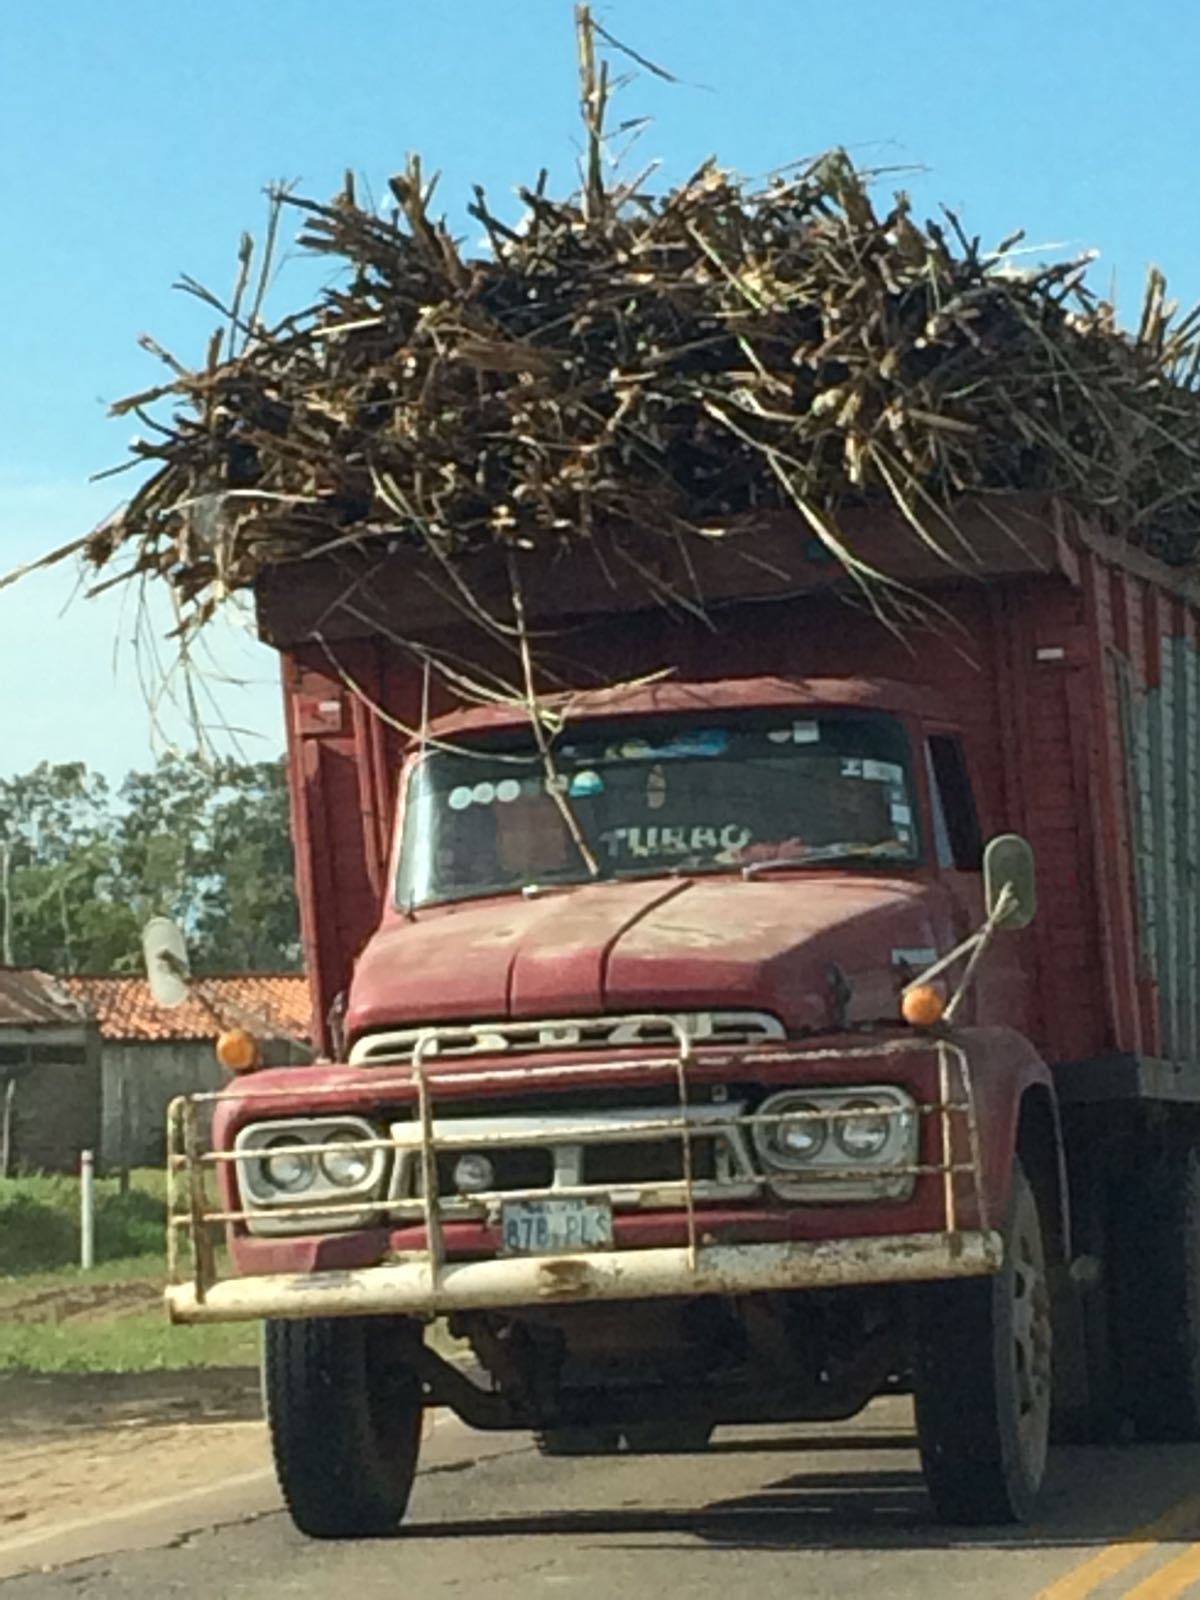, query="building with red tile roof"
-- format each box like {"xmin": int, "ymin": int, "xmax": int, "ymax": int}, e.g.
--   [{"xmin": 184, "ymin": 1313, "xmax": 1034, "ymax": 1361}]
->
[
  {"xmin": 64, "ymin": 974, "xmax": 310, "ymax": 1045},
  {"xmin": 1, "ymin": 972, "xmax": 312, "ymax": 1176},
  {"xmin": 63, "ymin": 974, "xmax": 311, "ymax": 1172}
]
